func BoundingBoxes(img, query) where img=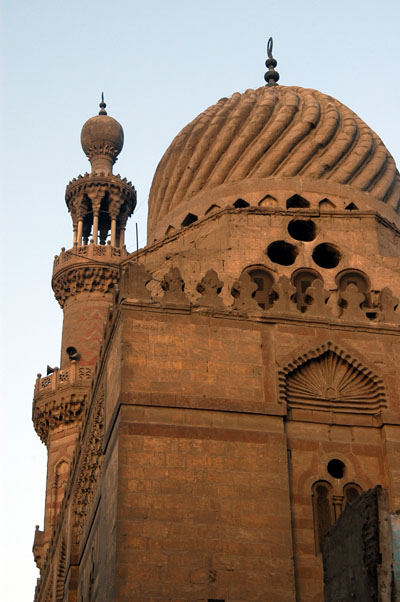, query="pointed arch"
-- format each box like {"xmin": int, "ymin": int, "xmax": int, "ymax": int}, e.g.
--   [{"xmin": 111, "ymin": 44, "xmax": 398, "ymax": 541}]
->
[{"xmin": 278, "ymin": 341, "xmax": 387, "ymax": 414}]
